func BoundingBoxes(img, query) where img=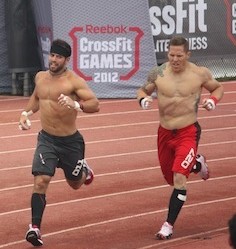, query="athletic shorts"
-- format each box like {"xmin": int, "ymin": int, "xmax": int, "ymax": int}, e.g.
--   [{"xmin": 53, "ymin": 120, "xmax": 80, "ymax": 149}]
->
[
  {"xmin": 157, "ymin": 122, "xmax": 201, "ymax": 185},
  {"xmin": 32, "ymin": 130, "xmax": 85, "ymax": 181}
]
